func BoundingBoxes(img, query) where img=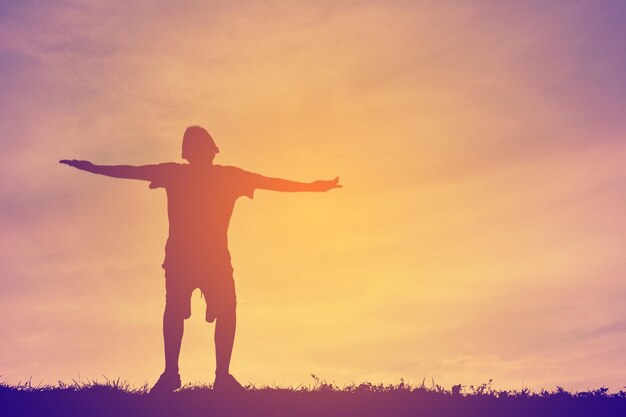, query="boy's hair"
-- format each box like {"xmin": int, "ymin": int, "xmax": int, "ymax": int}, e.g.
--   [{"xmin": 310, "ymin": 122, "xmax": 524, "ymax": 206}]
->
[{"xmin": 182, "ymin": 126, "xmax": 219, "ymax": 159}]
